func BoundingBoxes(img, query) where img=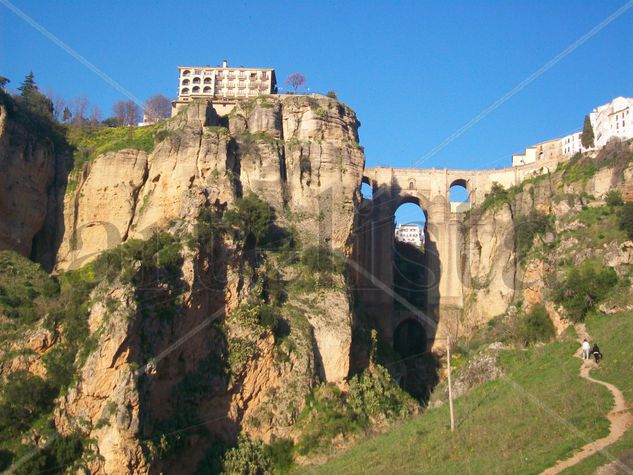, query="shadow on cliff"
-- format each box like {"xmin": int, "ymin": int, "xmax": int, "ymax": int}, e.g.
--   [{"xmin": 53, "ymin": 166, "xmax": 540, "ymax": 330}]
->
[
  {"xmin": 348, "ymin": 180, "xmax": 441, "ymax": 403},
  {"xmin": 120, "ymin": 231, "xmax": 240, "ymax": 473}
]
